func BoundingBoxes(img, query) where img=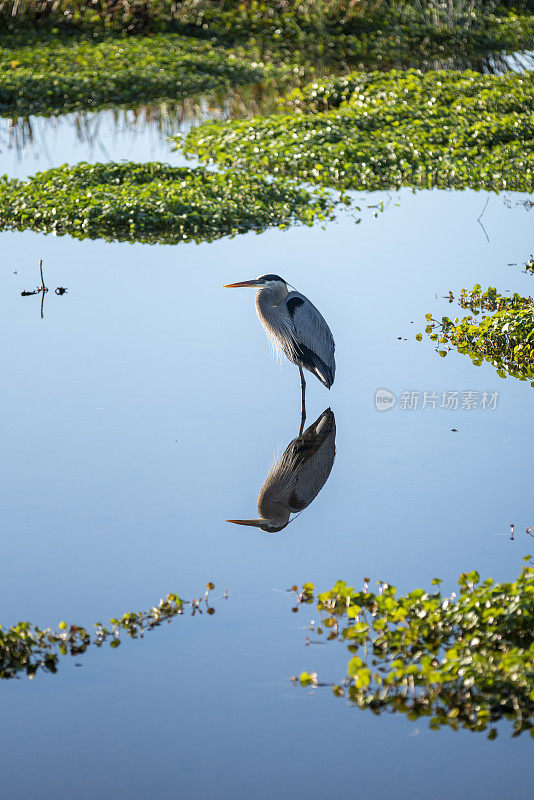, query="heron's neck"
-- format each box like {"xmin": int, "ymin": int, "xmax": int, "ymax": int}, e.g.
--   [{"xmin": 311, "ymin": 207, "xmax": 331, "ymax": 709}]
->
[
  {"xmin": 256, "ymin": 283, "xmax": 288, "ymax": 308},
  {"xmin": 258, "ymin": 499, "xmax": 291, "ymax": 526}
]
